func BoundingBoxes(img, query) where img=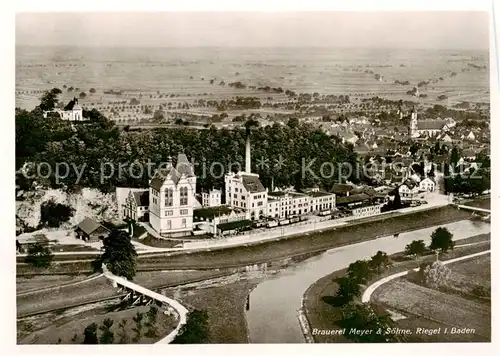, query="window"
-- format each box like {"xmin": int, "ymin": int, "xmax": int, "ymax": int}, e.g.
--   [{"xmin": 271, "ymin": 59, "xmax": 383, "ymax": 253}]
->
[
  {"xmin": 181, "ymin": 218, "xmax": 186, "ymax": 228},
  {"xmin": 165, "ymin": 188, "xmax": 173, "ymax": 207},
  {"xmin": 165, "ymin": 210, "xmax": 173, "ymax": 216},
  {"xmin": 180, "ymin": 187, "xmax": 188, "ymax": 205},
  {"xmin": 241, "ymin": 195, "xmax": 245, "ymax": 200},
  {"xmin": 167, "ymin": 220, "xmax": 171, "ymax": 230},
  {"xmin": 180, "ymin": 209, "xmax": 188, "ymax": 215},
  {"xmin": 257, "ymin": 201, "xmax": 263, "ymax": 206}
]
